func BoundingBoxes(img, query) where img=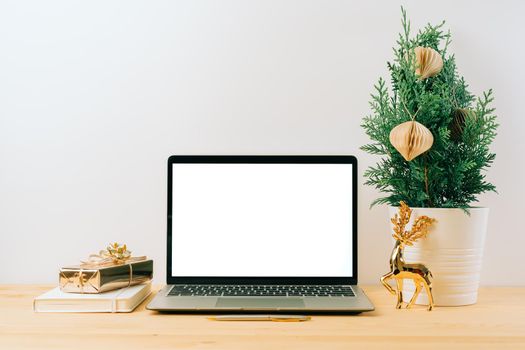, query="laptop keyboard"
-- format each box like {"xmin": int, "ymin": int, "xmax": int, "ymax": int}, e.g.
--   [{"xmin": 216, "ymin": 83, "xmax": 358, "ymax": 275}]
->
[{"xmin": 168, "ymin": 285, "xmax": 355, "ymax": 297}]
